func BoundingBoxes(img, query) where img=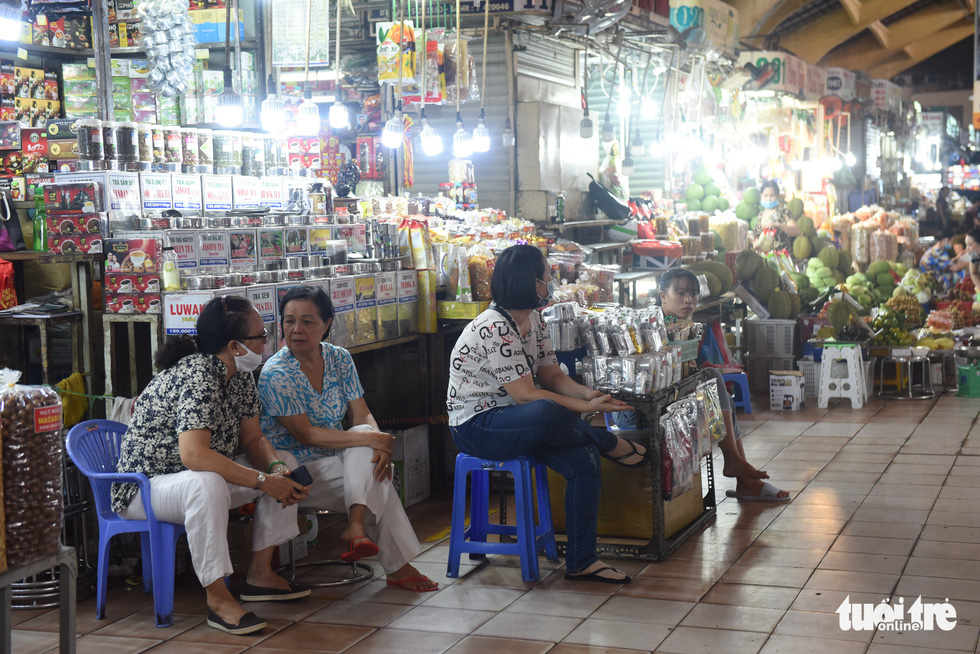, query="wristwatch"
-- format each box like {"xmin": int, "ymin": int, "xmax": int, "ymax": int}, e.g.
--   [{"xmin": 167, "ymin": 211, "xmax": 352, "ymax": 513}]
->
[{"xmin": 254, "ymin": 471, "xmax": 267, "ymax": 489}]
